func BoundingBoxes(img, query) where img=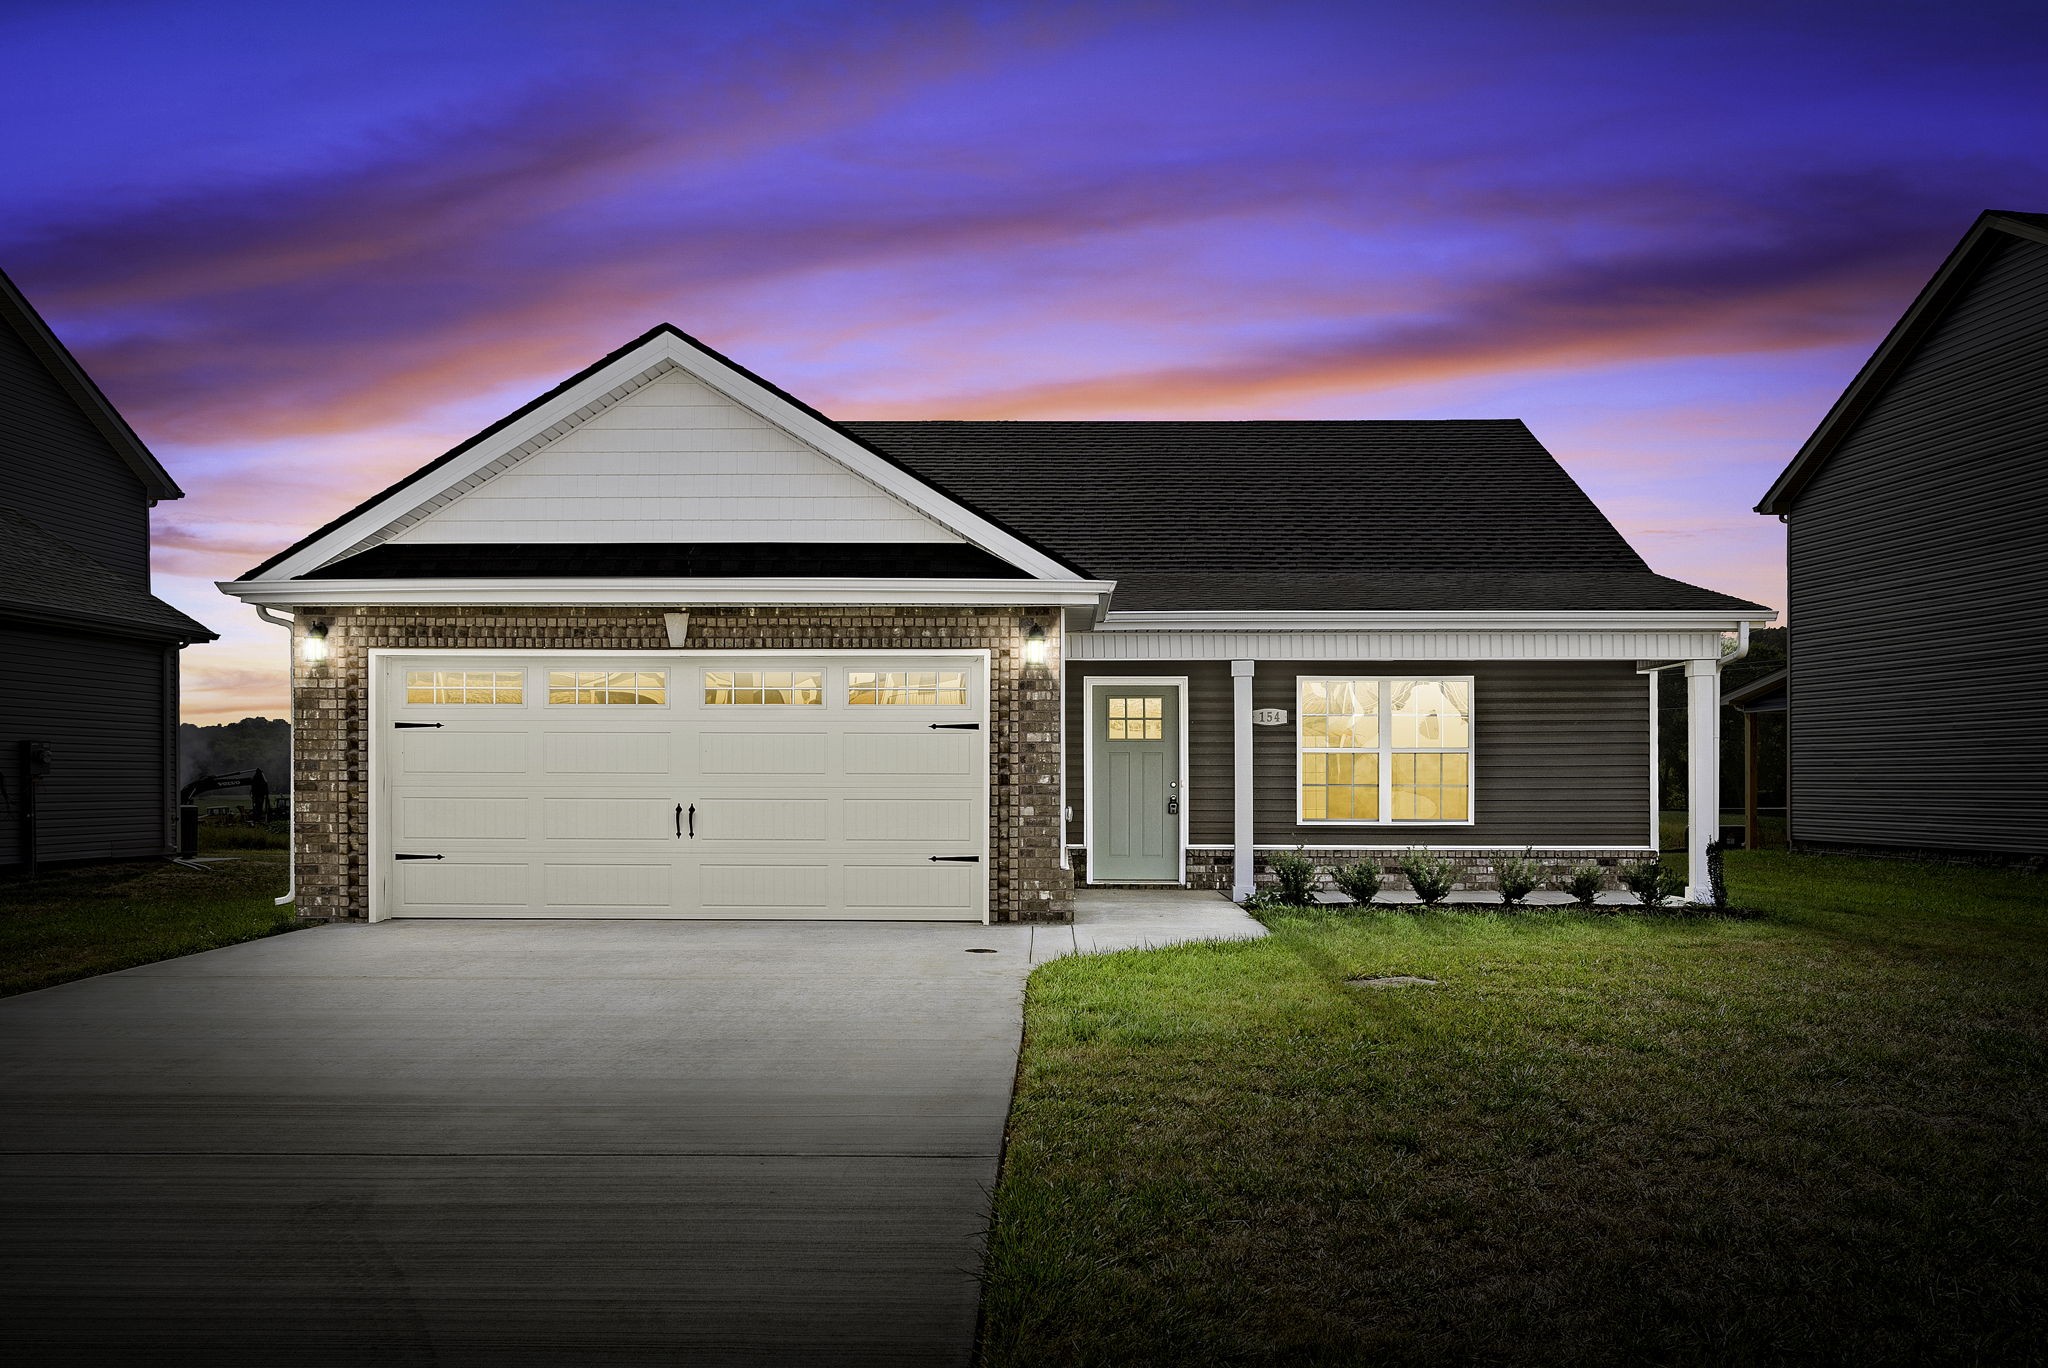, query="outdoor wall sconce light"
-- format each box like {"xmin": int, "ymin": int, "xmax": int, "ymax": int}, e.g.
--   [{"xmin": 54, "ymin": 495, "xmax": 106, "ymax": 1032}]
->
[
  {"xmin": 1023, "ymin": 621, "xmax": 1049, "ymax": 668},
  {"xmin": 301, "ymin": 620, "xmax": 329, "ymax": 665}
]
